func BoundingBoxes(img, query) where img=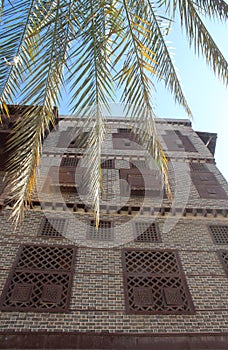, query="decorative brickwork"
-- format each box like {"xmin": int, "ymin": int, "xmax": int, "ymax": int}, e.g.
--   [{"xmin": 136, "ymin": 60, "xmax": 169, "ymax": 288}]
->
[
  {"xmin": 134, "ymin": 222, "xmax": 161, "ymax": 242},
  {"xmin": 0, "ymin": 245, "xmax": 76, "ymax": 312},
  {"xmin": 122, "ymin": 249, "xmax": 195, "ymax": 314}
]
